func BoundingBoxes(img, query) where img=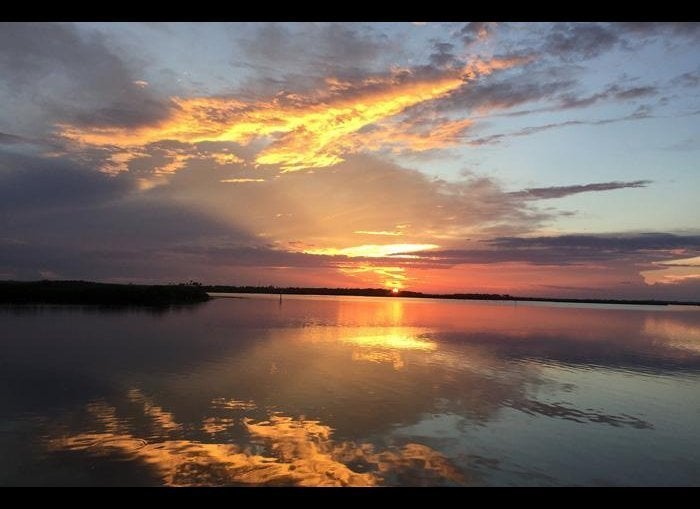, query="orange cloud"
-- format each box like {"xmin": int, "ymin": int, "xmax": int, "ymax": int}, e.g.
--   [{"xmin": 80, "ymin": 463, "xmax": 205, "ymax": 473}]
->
[
  {"xmin": 57, "ymin": 58, "xmax": 529, "ymax": 173},
  {"xmin": 220, "ymin": 178, "xmax": 266, "ymax": 183},
  {"xmin": 354, "ymin": 230, "xmax": 404, "ymax": 236},
  {"xmin": 641, "ymin": 256, "xmax": 700, "ymax": 285}
]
